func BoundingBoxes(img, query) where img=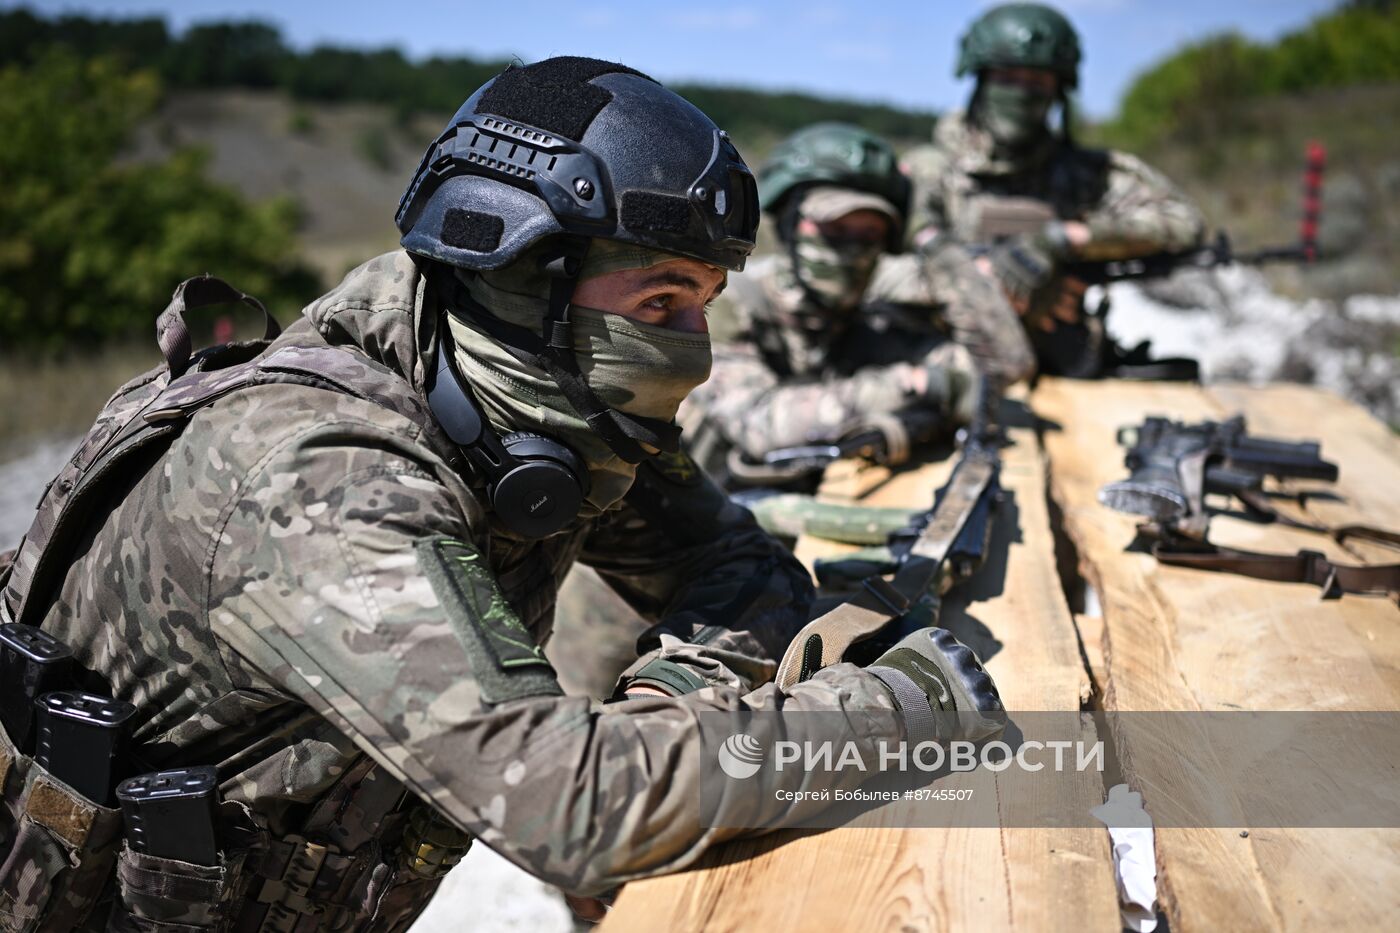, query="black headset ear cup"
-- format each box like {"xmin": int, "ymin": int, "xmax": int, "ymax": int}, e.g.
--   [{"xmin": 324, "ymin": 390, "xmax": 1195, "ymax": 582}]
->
[
  {"xmin": 501, "ymin": 433, "xmax": 590, "ymax": 495},
  {"xmin": 488, "ymin": 433, "xmax": 589, "ymax": 539}
]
